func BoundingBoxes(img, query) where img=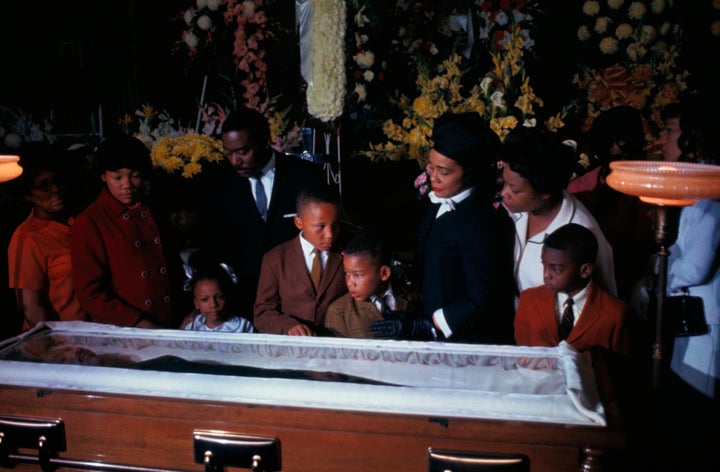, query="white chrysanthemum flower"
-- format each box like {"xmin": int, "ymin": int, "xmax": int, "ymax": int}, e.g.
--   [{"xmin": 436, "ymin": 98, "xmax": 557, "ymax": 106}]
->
[
  {"xmin": 651, "ymin": 0, "xmax": 665, "ymax": 14},
  {"xmin": 184, "ymin": 10, "xmax": 195, "ymax": 26},
  {"xmin": 595, "ymin": 17, "xmax": 609, "ymax": 34},
  {"xmin": 599, "ymin": 36, "xmax": 619, "ymax": 54},
  {"xmin": 615, "ymin": 23, "xmax": 633, "ymax": 39},
  {"xmin": 583, "ymin": 1, "xmax": 601, "ymax": 16},
  {"xmin": 354, "ymin": 83, "xmax": 367, "ymax": 102},
  {"xmin": 363, "ymin": 70, "xmax": 374, "ymax": 82},
  {"xmin": 629, "ymin": 2, "xmax": 647, "ymax": 20},
  {"xmin": 640, "ymin": 25, "xmax": 657, "ymax": 44},
  {"xmin": 196, "ymin": 0, "xmax": 208, "ymax": 10},
  {"xmin": 577, "ymin": 25, "xmax": 591, "ymax": 41},
  {"xmin": 197, "ymin": 15, "xmax": 213, "ymax": 31},
  {"xmin": 207, "ymin": 0, "xmax": 221, "ymax": 11},
  {"xmin": 608, "ymin": 0, "xmax": 624, "ymax": 9},
  {"xmin": 183, "ymin": 31, "xmax": 199, "ymax": 48}
]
